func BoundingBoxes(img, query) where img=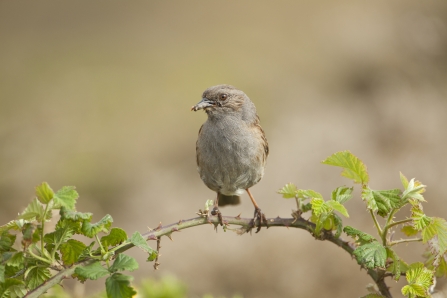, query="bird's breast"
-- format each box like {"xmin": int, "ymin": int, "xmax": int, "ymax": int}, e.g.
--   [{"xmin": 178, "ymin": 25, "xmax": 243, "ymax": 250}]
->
[{"xmin": 196, "ymin": 118, "xmax": 265, "ymax": 194}]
